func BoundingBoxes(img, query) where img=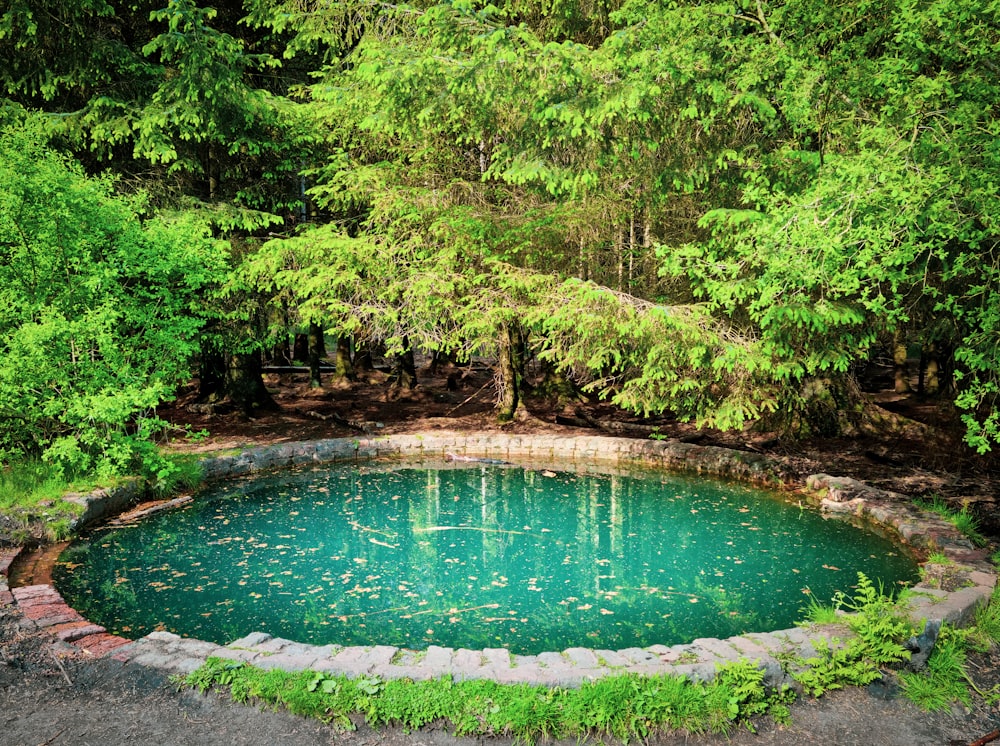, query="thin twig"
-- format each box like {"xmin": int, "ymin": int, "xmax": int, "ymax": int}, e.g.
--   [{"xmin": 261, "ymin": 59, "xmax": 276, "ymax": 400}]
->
[
  {"xmin": 969, "ymin": 729, "xmax": 1000, "ymax": 746},
  {"xmin": 443, "ymin": 380, "xmax": 492, "ymax": 416},
  {"xmin": 49, "ymin": 649, "xmax": 72, "ymax": 686}
]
